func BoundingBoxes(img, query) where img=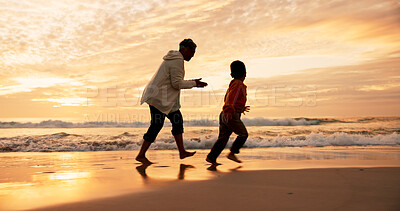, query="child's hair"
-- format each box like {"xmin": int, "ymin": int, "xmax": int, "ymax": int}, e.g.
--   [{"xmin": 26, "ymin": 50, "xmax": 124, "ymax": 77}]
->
[{"xmin": 230, "ymin": 60, "xmax": 246, "ymax": 79}]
